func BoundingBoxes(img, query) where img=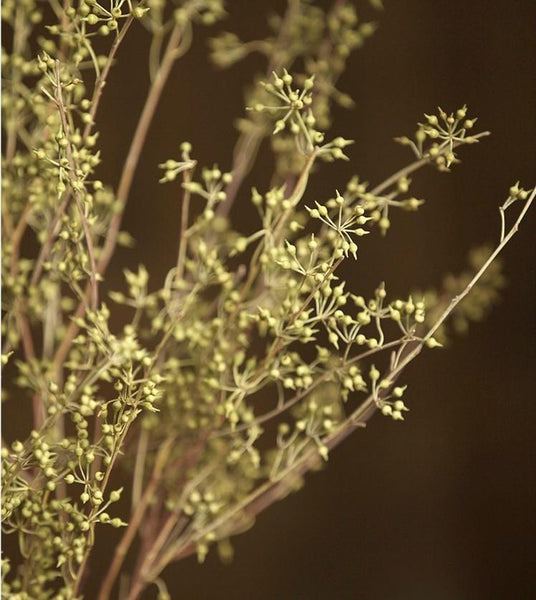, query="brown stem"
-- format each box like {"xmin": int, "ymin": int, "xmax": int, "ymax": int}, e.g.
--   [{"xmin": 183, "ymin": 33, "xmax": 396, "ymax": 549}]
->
[
  {"xmin": 97, "ymin": 24, "xmax": 183, "ymax": 275},
  {"xmin": 97, "ymin": 438, "xmax": 174, "ymax": 600},
  {"xmin": 126, "ymin": 512, "xmax": 185, "ymax": 600},
  {"xmin": 83, "ymin": 17, "xmax": 135, "ymax": 139},
  {"xmin": 217, "ymin": 128, "xmax": 265, "ymax": 218},
  {"xmin": 125, "ymin": 434, "xmax": 212, "ymax": 600},
  {"xmin": 5, "ymin": 4, "xmax": 28, "ymax": 164},
  {"xmin": 14, "ymin": 310, "xmax": 43, "ymax": 430},
  {"xmin": 52, "ymin": 300, "xmax": 85, "ymax": 373},
  {"xmin": 9, "ymin": 204, "xmax": 31, "ymax": 272},
  {"xmin": 216, "ymin": 0, "xmax": 302, "ymax": 218}
]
